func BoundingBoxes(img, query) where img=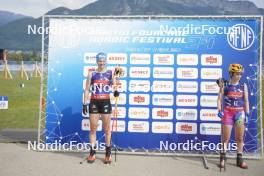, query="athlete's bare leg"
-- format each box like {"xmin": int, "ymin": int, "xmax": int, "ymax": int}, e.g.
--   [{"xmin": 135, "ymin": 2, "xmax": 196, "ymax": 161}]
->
[
  {"xmin": 89, "ymin": 114, "xmax": 100, "ymax": 147},
  {"xmin": 101, "ymin": 114, "xmax": 112, "ymax": 146}
]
